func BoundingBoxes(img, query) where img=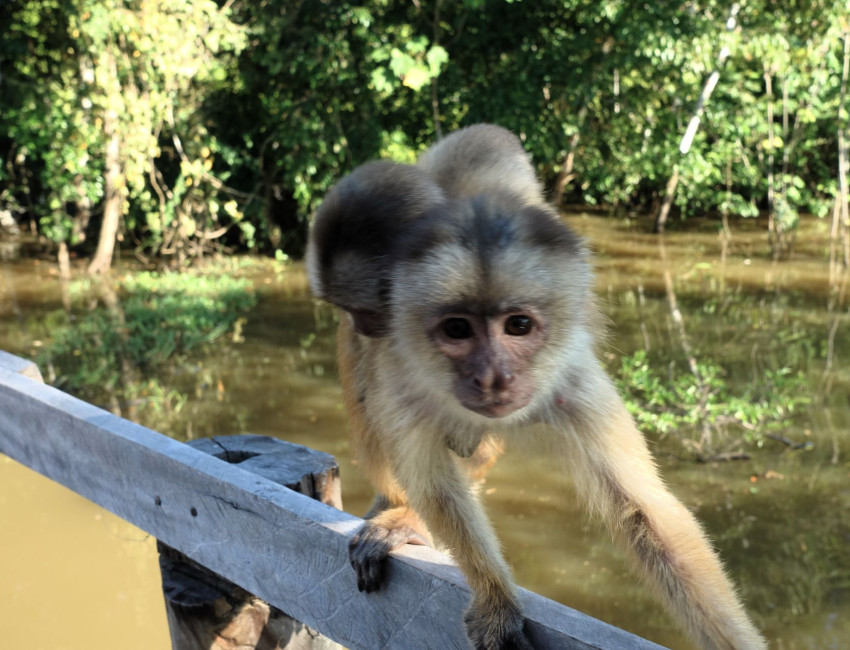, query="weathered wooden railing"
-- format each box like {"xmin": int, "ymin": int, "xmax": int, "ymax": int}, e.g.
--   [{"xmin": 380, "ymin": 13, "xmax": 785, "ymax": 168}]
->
[{"xmin": 0, "ymin": 350, "xmax": 664, "ymax": 649}]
